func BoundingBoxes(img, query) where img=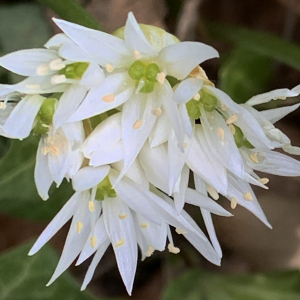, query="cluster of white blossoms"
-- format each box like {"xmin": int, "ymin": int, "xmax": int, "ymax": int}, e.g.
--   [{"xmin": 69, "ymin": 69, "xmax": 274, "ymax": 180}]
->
[{"xmin": 1, "ymin": 12, "xmax": 300, "ymax": 294}]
